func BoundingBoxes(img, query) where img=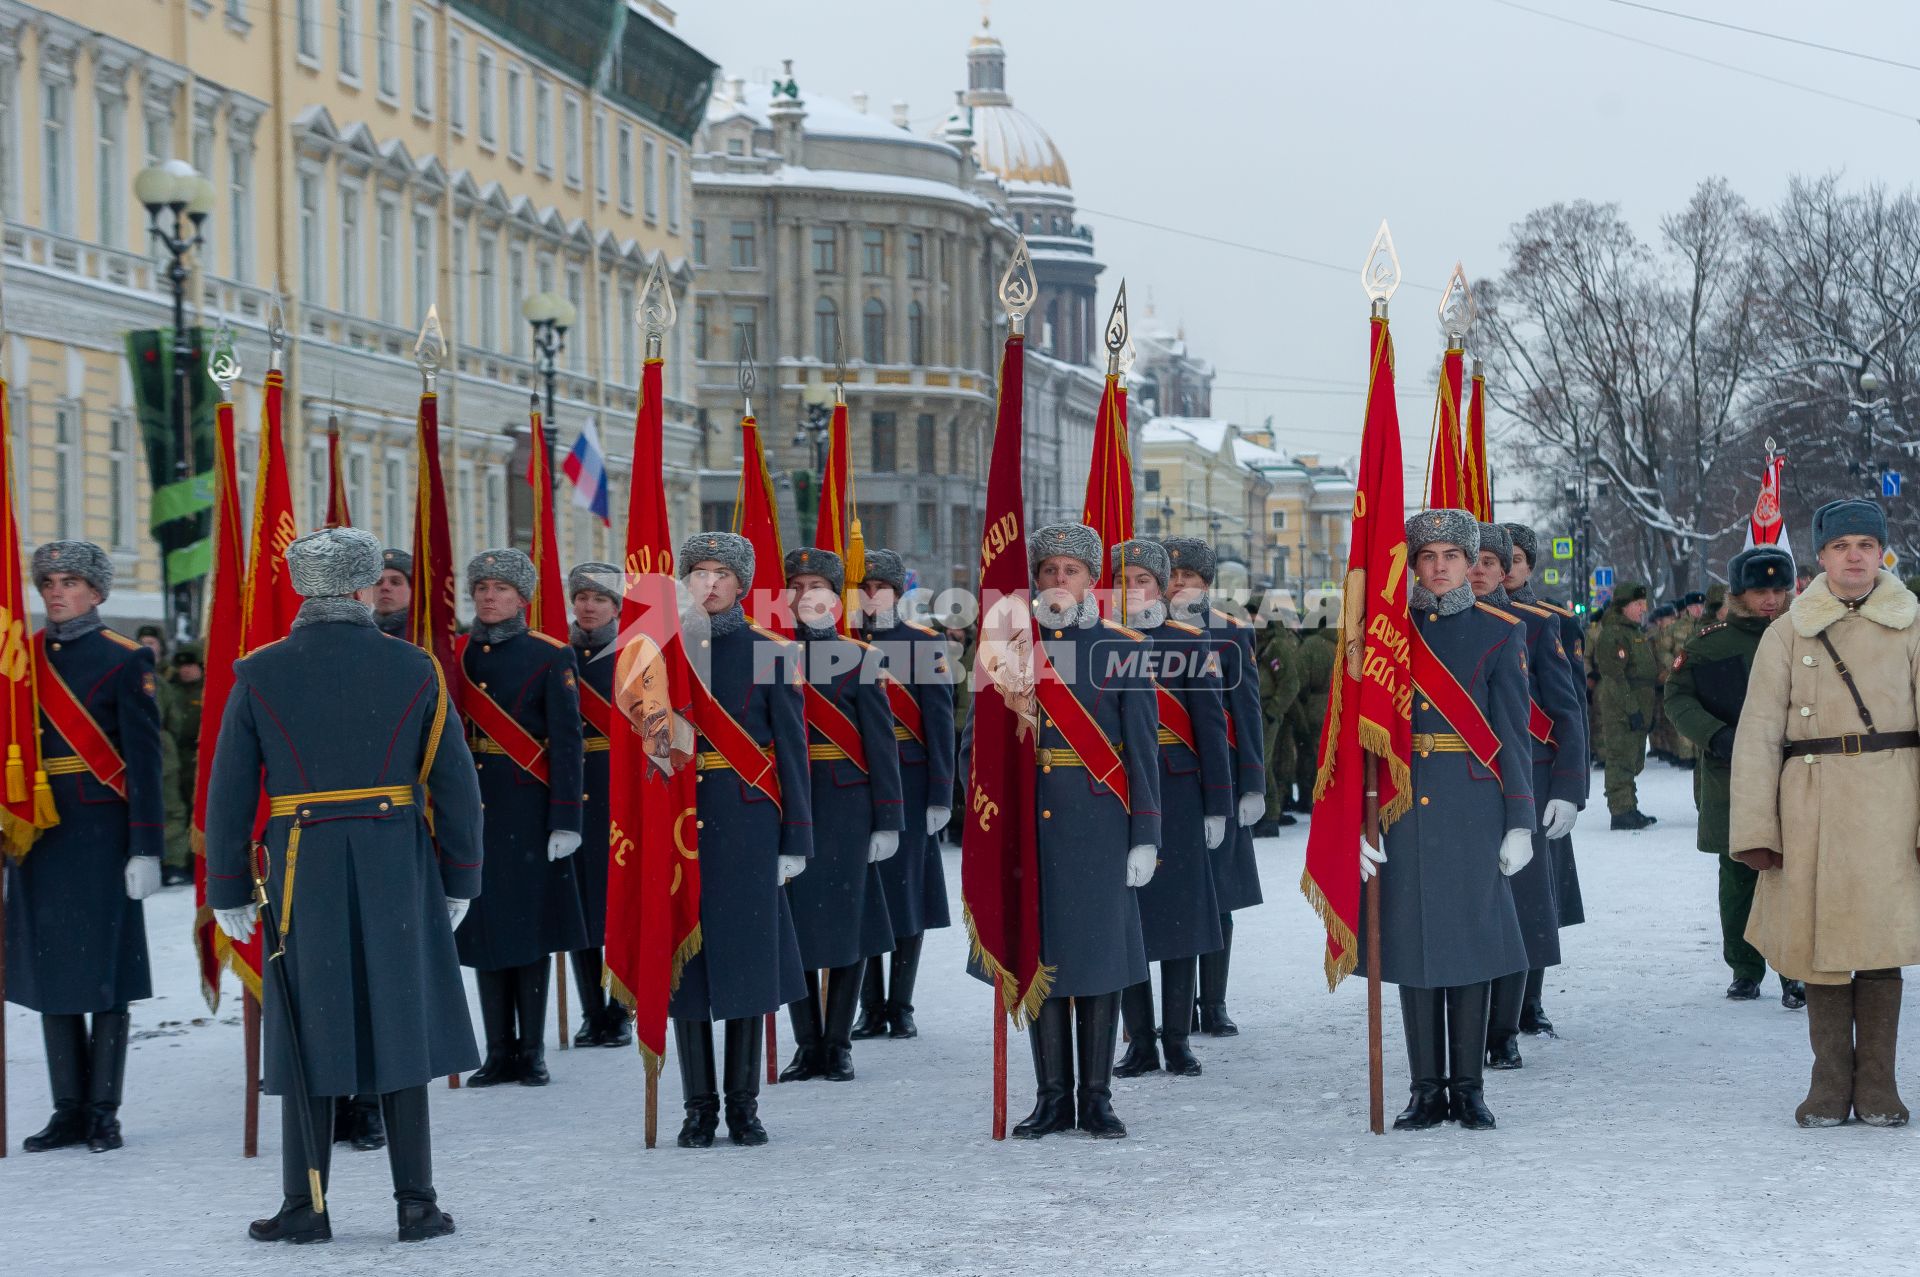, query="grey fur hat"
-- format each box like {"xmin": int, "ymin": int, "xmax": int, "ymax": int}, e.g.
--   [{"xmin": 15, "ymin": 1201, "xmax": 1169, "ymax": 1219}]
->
[
  {"xmin": 1029, "ymin": 523, "xmax": 1103, "ymax": 577},
  {"xmin": 1476, "ymin": 521, "xmax": 1513, "ymax": 573},
  {"xmin": 568, "ymin": 560, "xmax": 622, "ymax": 603},
  {"xmin": 1728, "ymin": 545, "xmax": 1795, "ymax": 595},
  {"xmin": 784, "ymin": 546, "xmax": 845, "ymax": 595},
  {"xmin": 1501, "ymin": 522, "xmax": 1538, "ymax": 567},
  {"xmin": 31, "ymin": 541, "xmax": 113, "ymax": 599},
  {"xmin": 1161, "ymin": 536, "xmax": 1217, "ymax": 584},
  {"xmin": 861, "ymin": 546, "xmax": 907, "ymax": 593},
  {"xmin": 286, "ymin": 526, "xmax": 383, "ymax": 597},
  {"xmin": 1810, "ymin": 498, "xmax": 1888, "ymax": 552},
  {"xmin": 1406, "ymin": 508, "xmax": 1479, "ymax": 559},
  {"xmin": 1109, "ymin": 538, "xmax": 1170, "ymax": 593},
  {"xmin": 679, "ymin": 531, "xmax": 754, "ymax": 594},
  {"xmin": 466, "ymin": 548, "xmax": 537, "ymax": 601},
  {"xmin": 382, "ymin": 546, "xmax": 414, "ymax": 577}
]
